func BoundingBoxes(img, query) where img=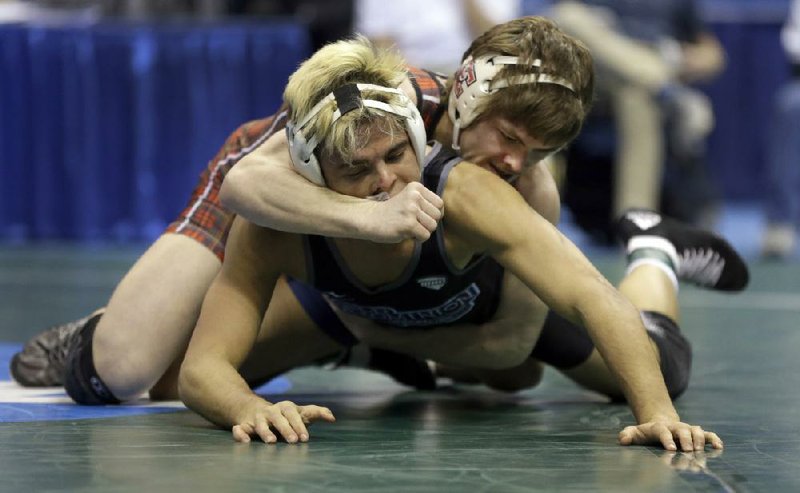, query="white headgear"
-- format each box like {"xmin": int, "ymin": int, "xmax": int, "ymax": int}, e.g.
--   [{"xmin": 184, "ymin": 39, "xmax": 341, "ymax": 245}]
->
[
  {"xmin": 447, "ymin": 55, "xmax": 576, "ymax": 150},
  {"xmin": 286, "ymin": 83, "xmax": 427, "ymax": 186}
]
